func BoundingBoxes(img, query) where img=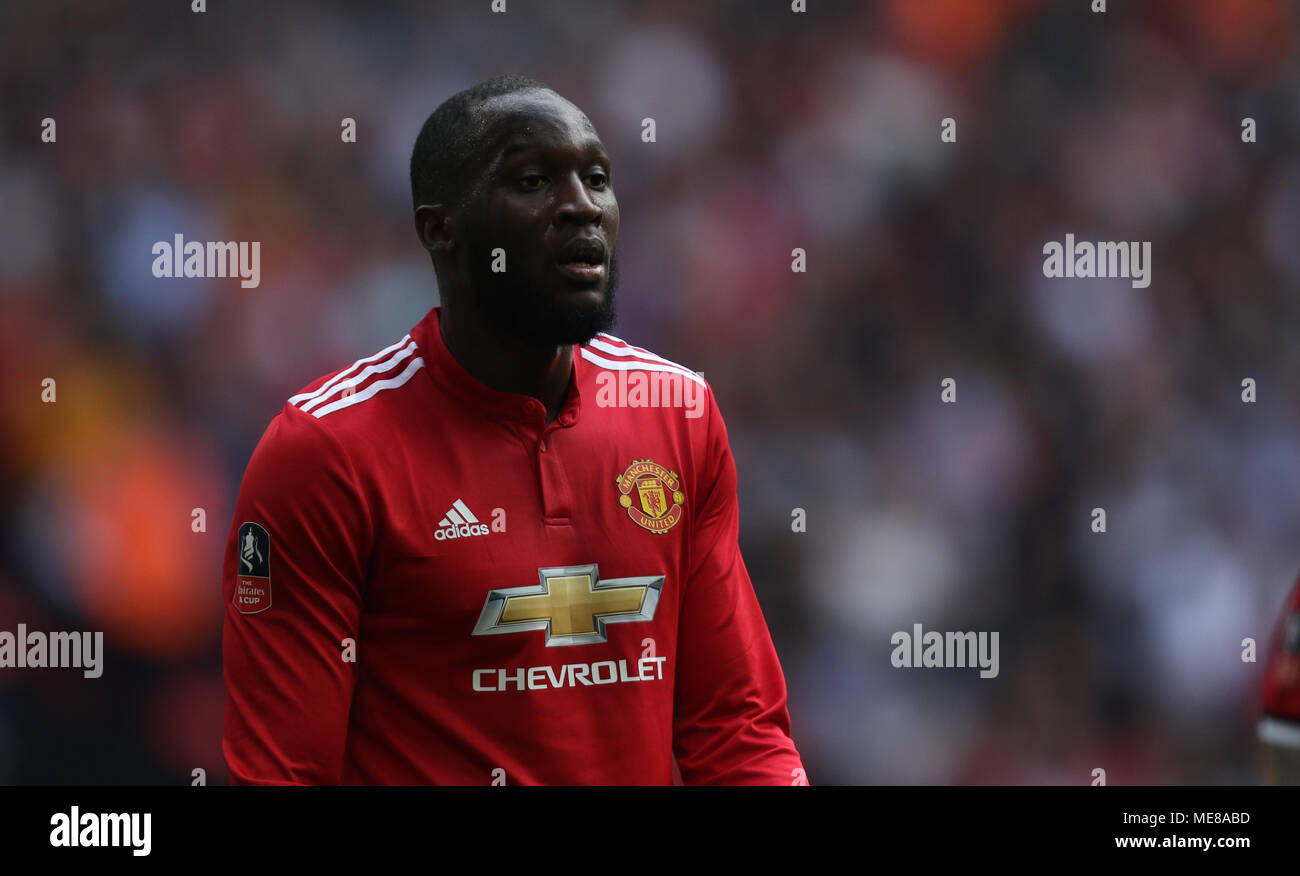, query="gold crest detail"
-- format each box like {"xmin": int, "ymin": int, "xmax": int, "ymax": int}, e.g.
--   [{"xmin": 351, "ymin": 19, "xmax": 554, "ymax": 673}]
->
[{"xmin": 615, "ymin": 459, "xmax": 685, "ymax": 534}]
